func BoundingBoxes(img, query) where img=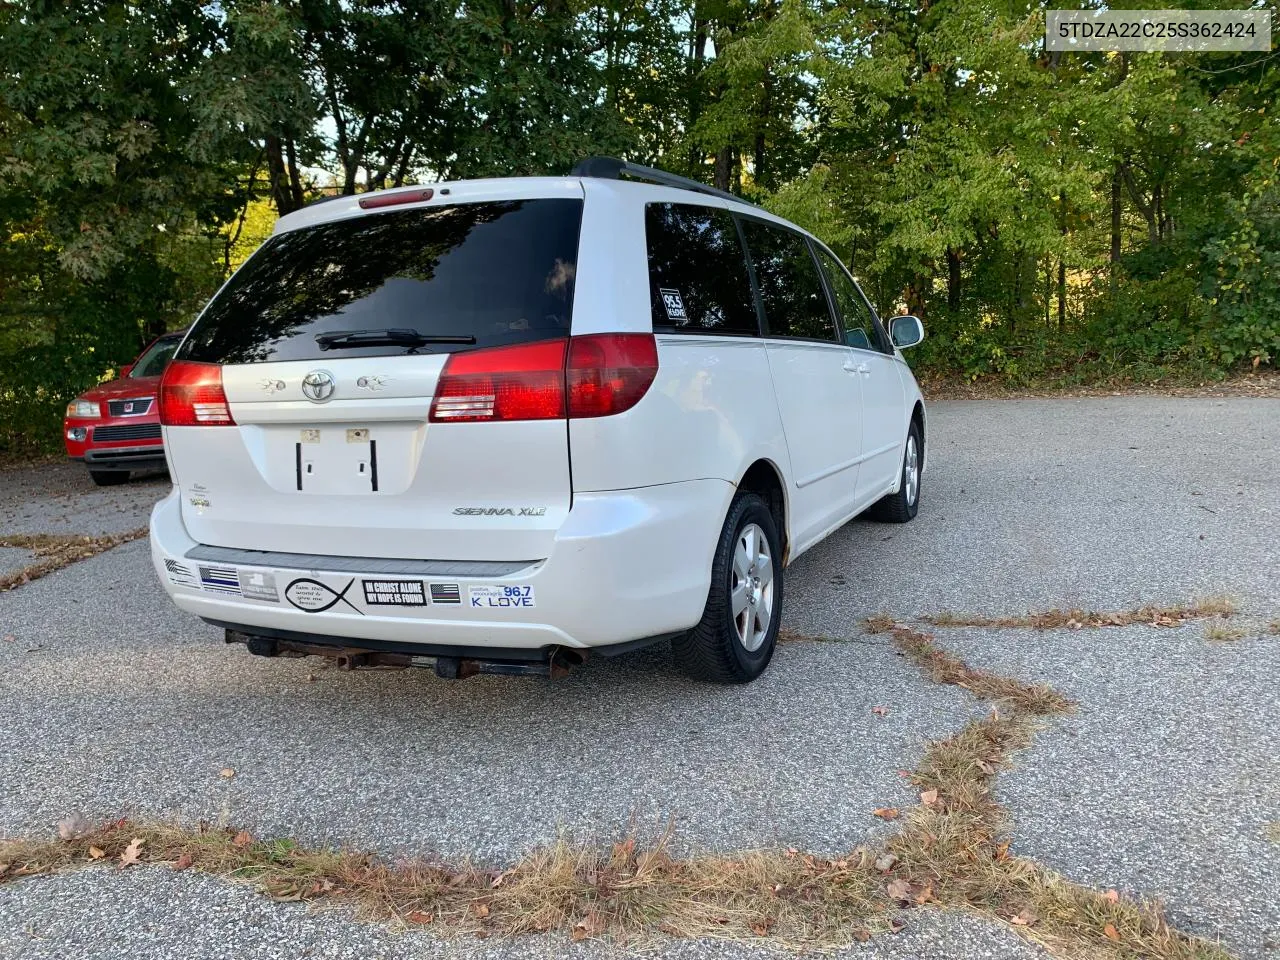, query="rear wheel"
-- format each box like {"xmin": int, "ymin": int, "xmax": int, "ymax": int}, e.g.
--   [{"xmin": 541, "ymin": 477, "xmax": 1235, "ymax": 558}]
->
[
  {"xmin": 673, "ymin": 492, "xmax": 782, "ymax": 683},
  {"xmin": 88, "ymin": 469, "xmax": 129, "ymax": 487},
  {"xmin": 869, "ymin": 421, "xmax": 921, "ymax": 523}
]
